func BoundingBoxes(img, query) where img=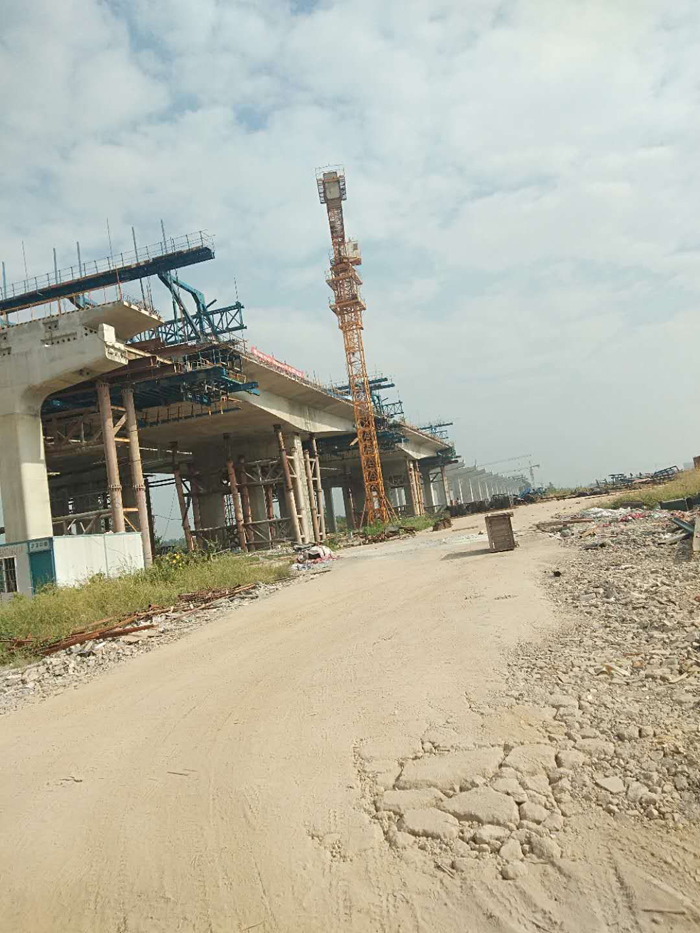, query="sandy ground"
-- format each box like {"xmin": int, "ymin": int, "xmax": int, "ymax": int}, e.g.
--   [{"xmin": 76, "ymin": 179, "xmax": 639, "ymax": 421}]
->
[{"xmin": 0, "ymin": 498, "xmax": 698, "ymax": 932}]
